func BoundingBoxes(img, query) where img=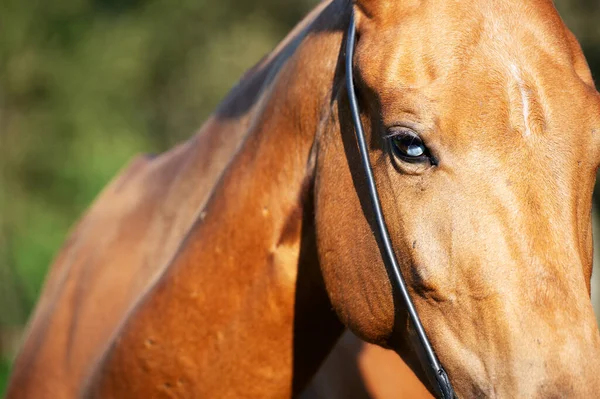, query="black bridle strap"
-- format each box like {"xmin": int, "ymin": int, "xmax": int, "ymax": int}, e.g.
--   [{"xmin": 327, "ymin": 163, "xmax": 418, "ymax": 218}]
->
[{"xmin": 345, "ymin": 14, "xmax": 455, "ymax": 399}]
